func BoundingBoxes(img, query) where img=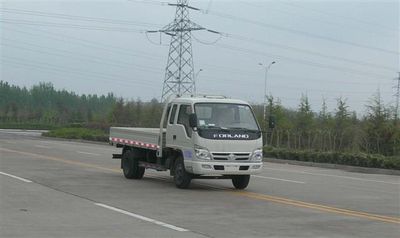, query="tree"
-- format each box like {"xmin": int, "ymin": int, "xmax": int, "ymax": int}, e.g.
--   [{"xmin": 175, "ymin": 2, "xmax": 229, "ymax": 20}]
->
[
  {"xmin": 334, "ymin": 97, "xmax": 351, "ymax": 151},
  {"xmin": 296, "ymin": 94, "xmax": 314, "ymax": 149},
  {"xmin": 364, "ymin": 90, "xmax": 393, "ymax": 155}
]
